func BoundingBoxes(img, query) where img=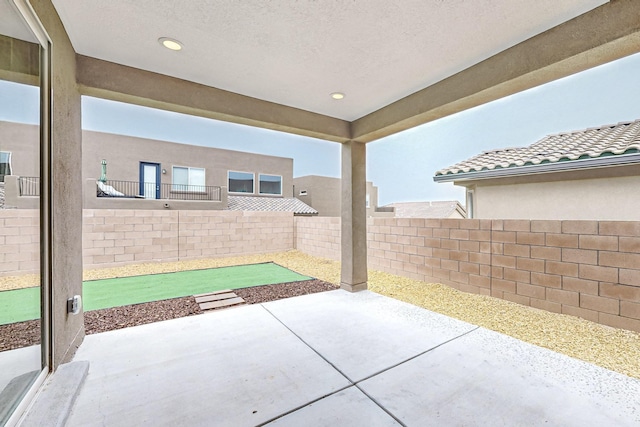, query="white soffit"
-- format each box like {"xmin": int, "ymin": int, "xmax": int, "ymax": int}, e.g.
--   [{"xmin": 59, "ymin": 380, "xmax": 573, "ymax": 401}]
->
[
  {"xmin": 0, "ymin": 0, "xmax": 38, "ymax": 43},
  {"xmin": 52, "ymin": 0, "xmax": 607, "ymax": 121}
]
